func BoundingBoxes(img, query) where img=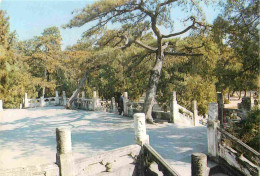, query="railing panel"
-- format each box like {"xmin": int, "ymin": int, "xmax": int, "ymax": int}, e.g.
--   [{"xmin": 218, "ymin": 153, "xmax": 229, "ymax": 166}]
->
[
  {"xmin": 218, "ymin": 128, "xmax": 260, "ymax": 166},
  {"xmin": 217, "ymin": 127, "xmax": 260, "ymax": 176},
  {"xmin": 75, "ymin": 144, "xmax": 141, "ymax": 176},
  {"xmin": 143, "ymin": 144, "xmax": 181, "ymax": 176}
]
